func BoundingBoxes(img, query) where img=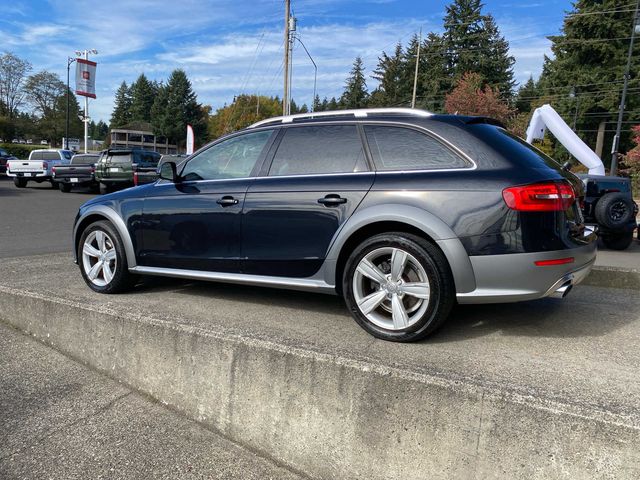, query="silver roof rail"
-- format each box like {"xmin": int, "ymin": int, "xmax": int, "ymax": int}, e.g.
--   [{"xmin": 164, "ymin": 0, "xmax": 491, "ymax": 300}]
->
[{"xmin": 248, "ymin": 108, "xmax": 433, "ymax": 128}]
